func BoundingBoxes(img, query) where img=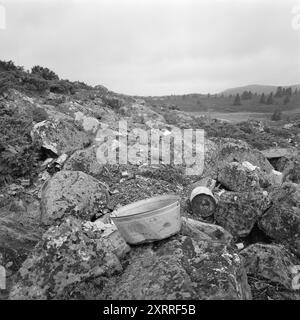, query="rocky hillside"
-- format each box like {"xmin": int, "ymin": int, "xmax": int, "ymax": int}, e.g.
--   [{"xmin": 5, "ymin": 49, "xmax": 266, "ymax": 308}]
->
[{"xmin": 1, "ymin": 62, "xmax": 300, "ymax": 300}]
